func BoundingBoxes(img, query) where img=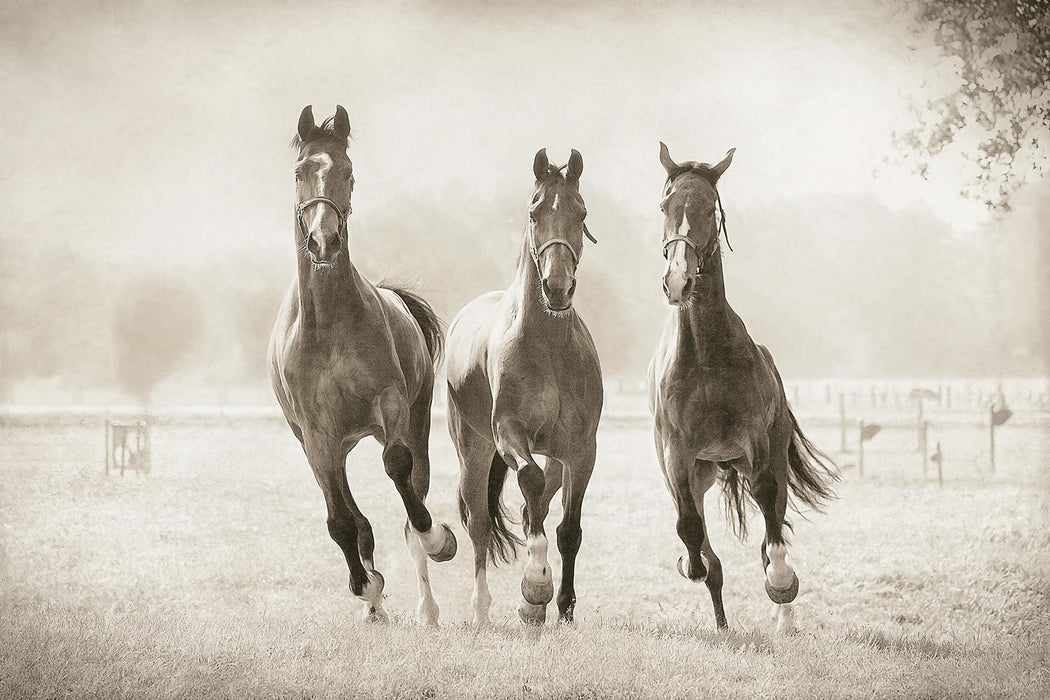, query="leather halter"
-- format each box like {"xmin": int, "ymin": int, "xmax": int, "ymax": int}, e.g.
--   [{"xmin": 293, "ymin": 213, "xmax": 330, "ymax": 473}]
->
[
  {"xmin": 296, "ymin": 195, "xmax": 350, "ymax": 240},
  {"xmin": 662, "ymin": 233, "xmax": 720, "ymax": 275},
  {"xmin": 529, "ymin": 225, "xmax": 580, "ymax": 265},
  {"xmin": 660, "ymin": 182, "xmax": 730, "ymax": 276}
]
